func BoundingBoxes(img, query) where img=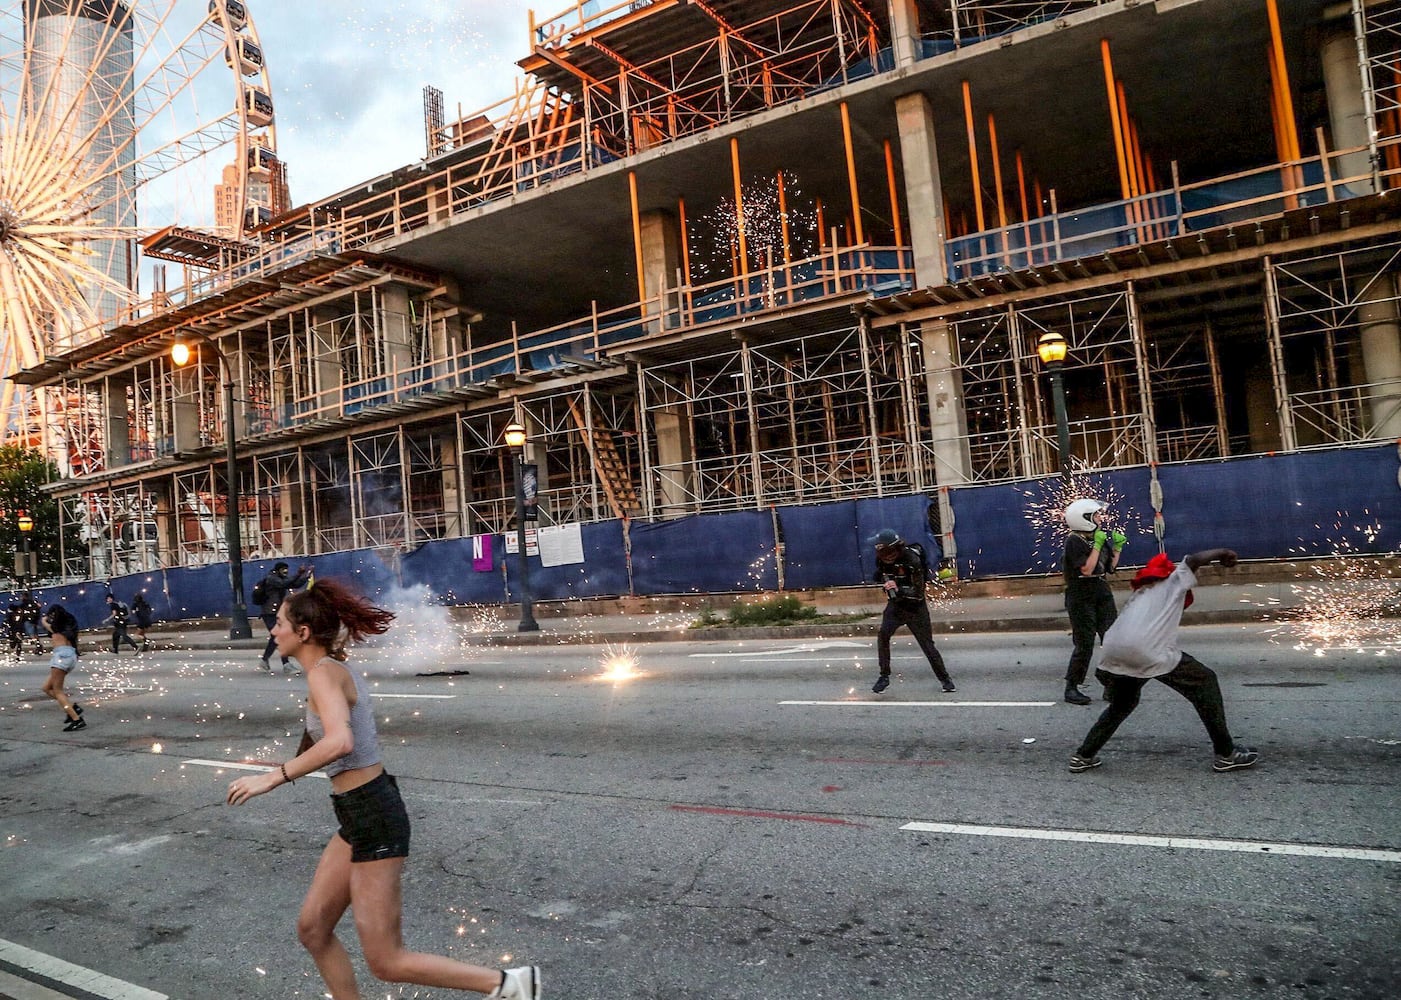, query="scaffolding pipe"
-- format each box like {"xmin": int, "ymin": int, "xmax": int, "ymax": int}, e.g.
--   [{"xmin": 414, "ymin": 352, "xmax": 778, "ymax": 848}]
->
[
  {"xmin": 840, "ymin": 102, "xmax": 864, "ymax": 244},
  {"xmin": 1262, "ymin": 256, "xmax": 1299, "ymax": 451},
  {"xmin": 883, "ymin": 141, "xmax": 903, "ymax": 249},
  {"xmin": 1350, "ymin": 0, "xmax": 1384, "ymax": 190},
  {"xmin": 1100, "ymin": 40, "xmax": 1132, "ymax": 200},
  {"xmin": 961, "ymin": 81, "xmax": 986, "ymax": 231},
  {"xmin": 731, "ymin": 137, "xmax": 749, "ymax": 279},
  {"xmin": 629, "ymin": 171, "xmax": 647, "ymax": 305}
]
